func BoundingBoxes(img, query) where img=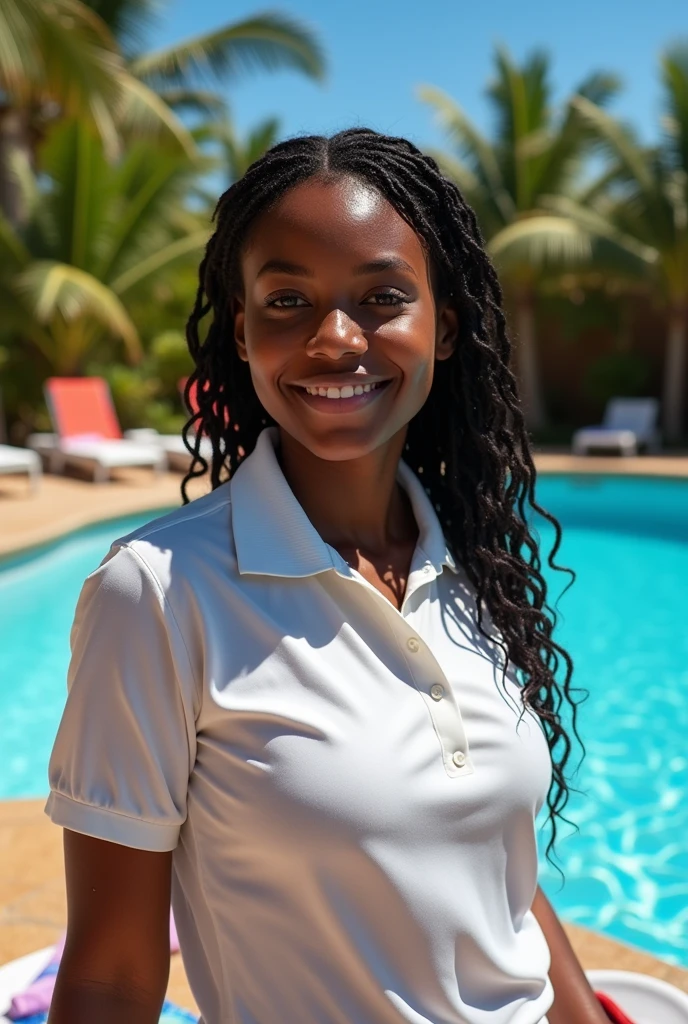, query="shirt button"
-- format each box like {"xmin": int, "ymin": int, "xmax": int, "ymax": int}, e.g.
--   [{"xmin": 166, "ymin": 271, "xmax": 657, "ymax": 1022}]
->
[
  {"xmin": 452, "ymin": 750, "xmax": 467, "ymax": 767},
  {"xmin": 430, "ymin": 684, "xmax": 444, "ymax": 701},
  {"xmin": 407, "ymin": 637, "xmax": 420, "ymax": 653},
  {"xmin": 423, "ymin": 565, "xmax": 432, "ymax": 574}
]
